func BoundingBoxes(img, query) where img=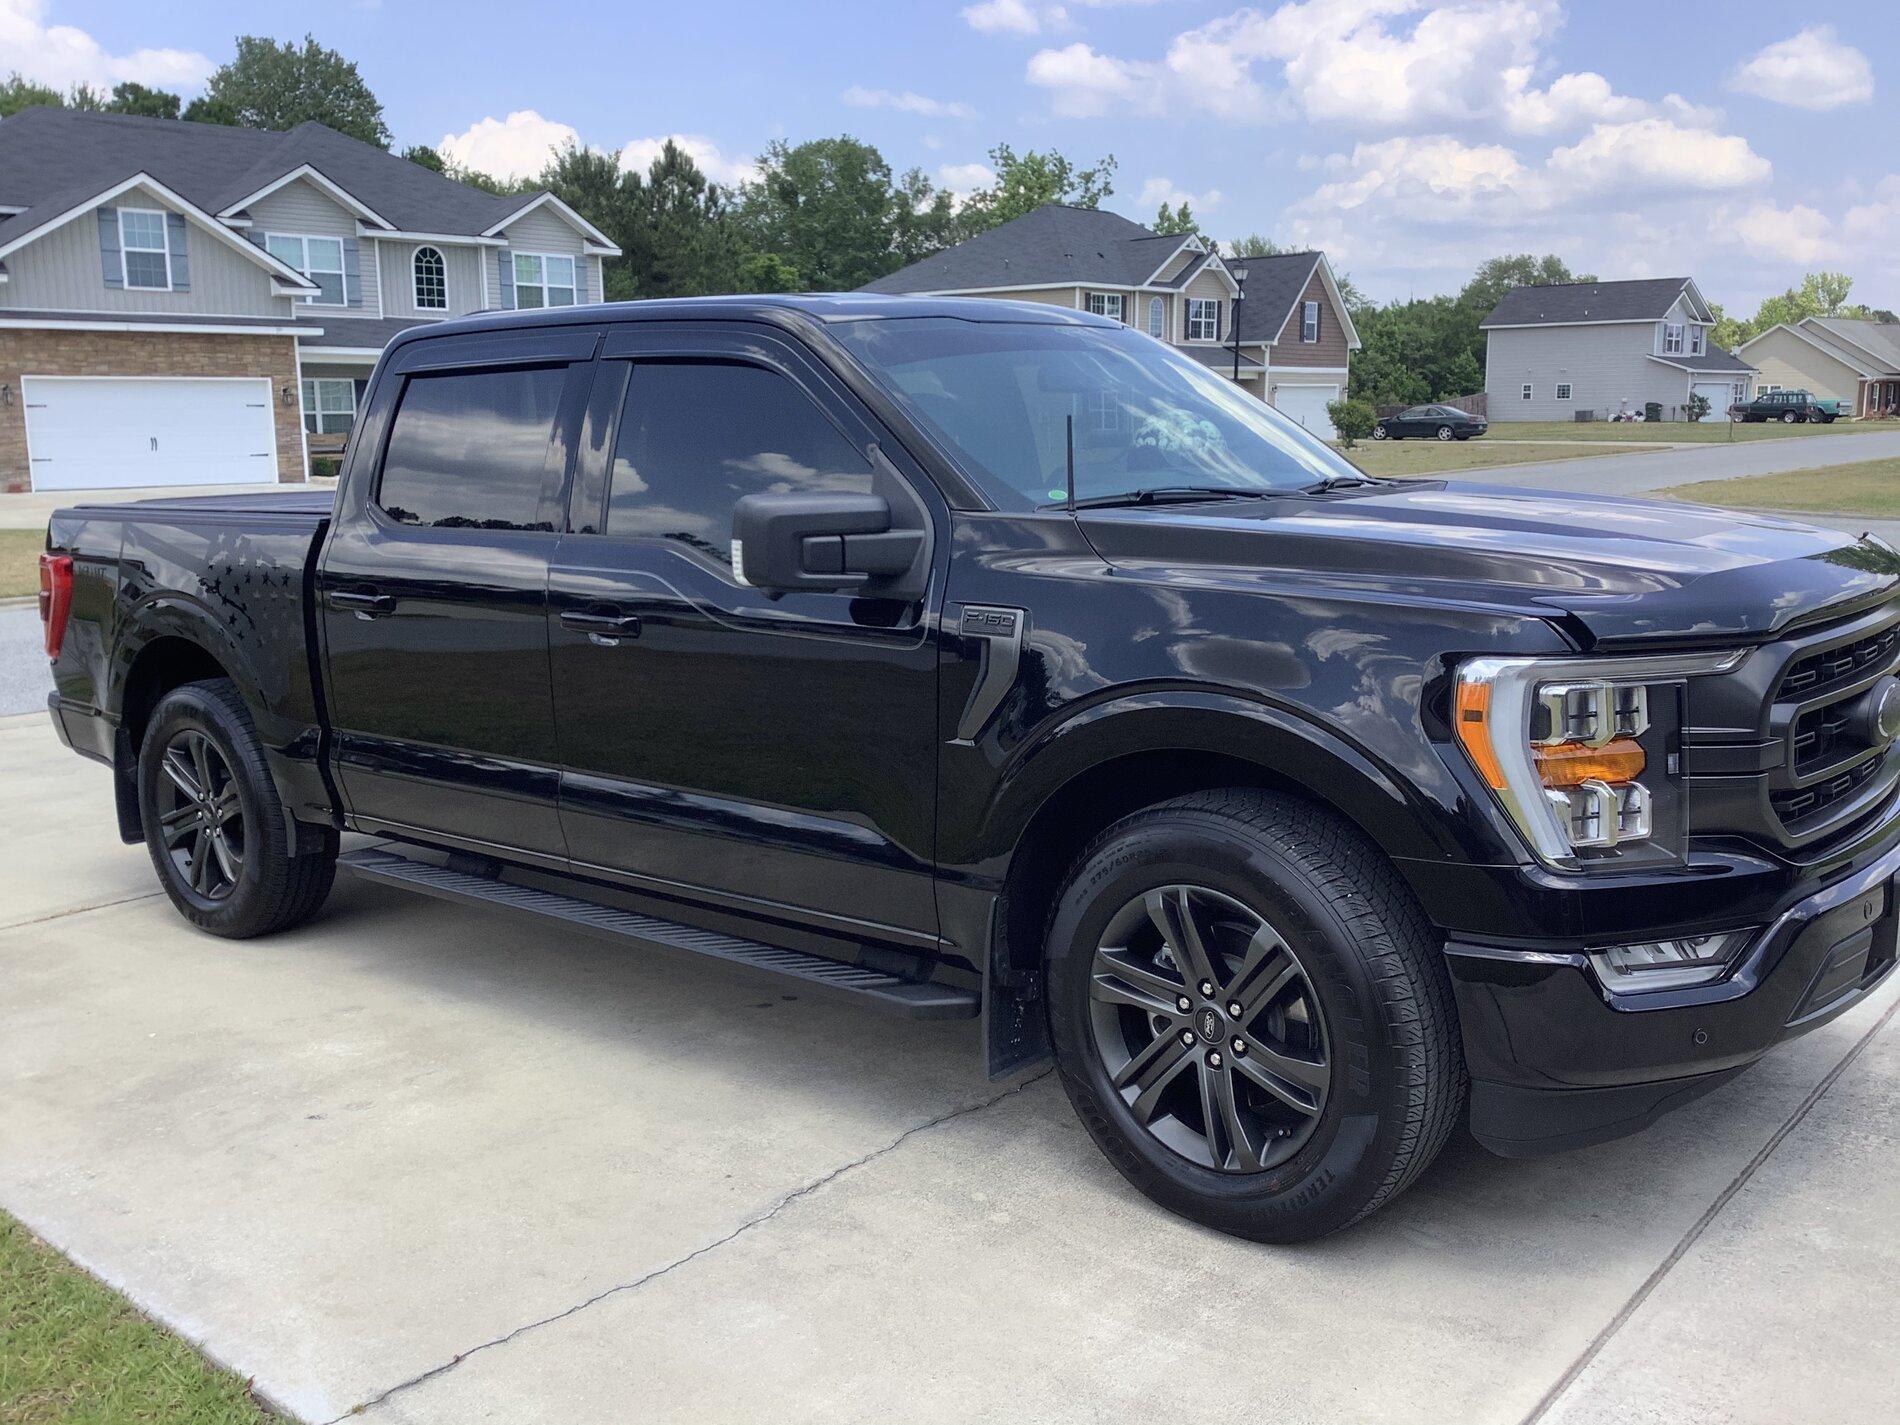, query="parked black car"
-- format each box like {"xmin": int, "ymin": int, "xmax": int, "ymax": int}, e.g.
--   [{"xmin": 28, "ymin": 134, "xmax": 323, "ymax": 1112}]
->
[
  {"xmin": 1372, "ymin": 404, "xmax": 1489, "ymax": 441},
  {"xmin": 1730, "ymin": 389, "xmax": 1843, "ymax": 424},
  {"xmin": 40, "ymin": 297, "xmax": 1900, "ymax": 1242}
]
